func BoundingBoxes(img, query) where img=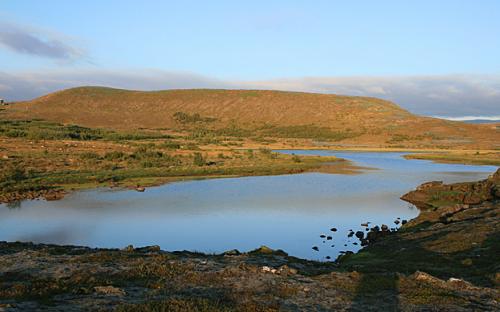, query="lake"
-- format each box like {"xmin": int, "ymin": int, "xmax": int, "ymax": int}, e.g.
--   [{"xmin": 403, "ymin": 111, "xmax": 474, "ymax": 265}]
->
[{"xmin": 0, "ymin": 151, "xmax": 496, "ymax": 260}]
